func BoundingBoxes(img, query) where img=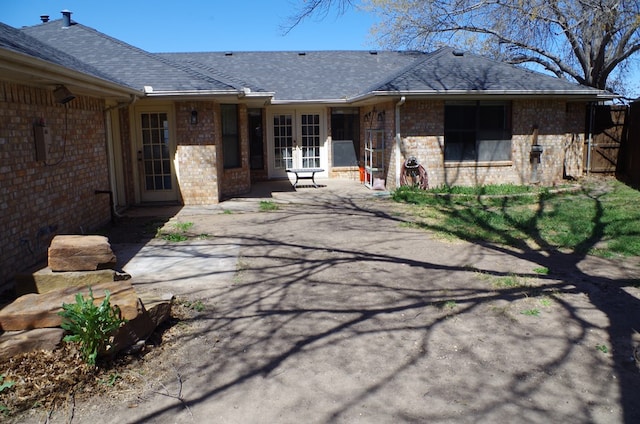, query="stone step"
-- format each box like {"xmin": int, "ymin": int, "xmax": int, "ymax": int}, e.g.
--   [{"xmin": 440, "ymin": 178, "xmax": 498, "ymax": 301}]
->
[
  {"xmin": 48, "ymin": 235, "xmax": 117, "ymax": 271},
  {"xmin": 0, "ymin": 281, "xmax": 140, "ymax": 331},
  {"xmin": 15, "ymin": 268, "xmax": 131, "ymax": 297}
]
